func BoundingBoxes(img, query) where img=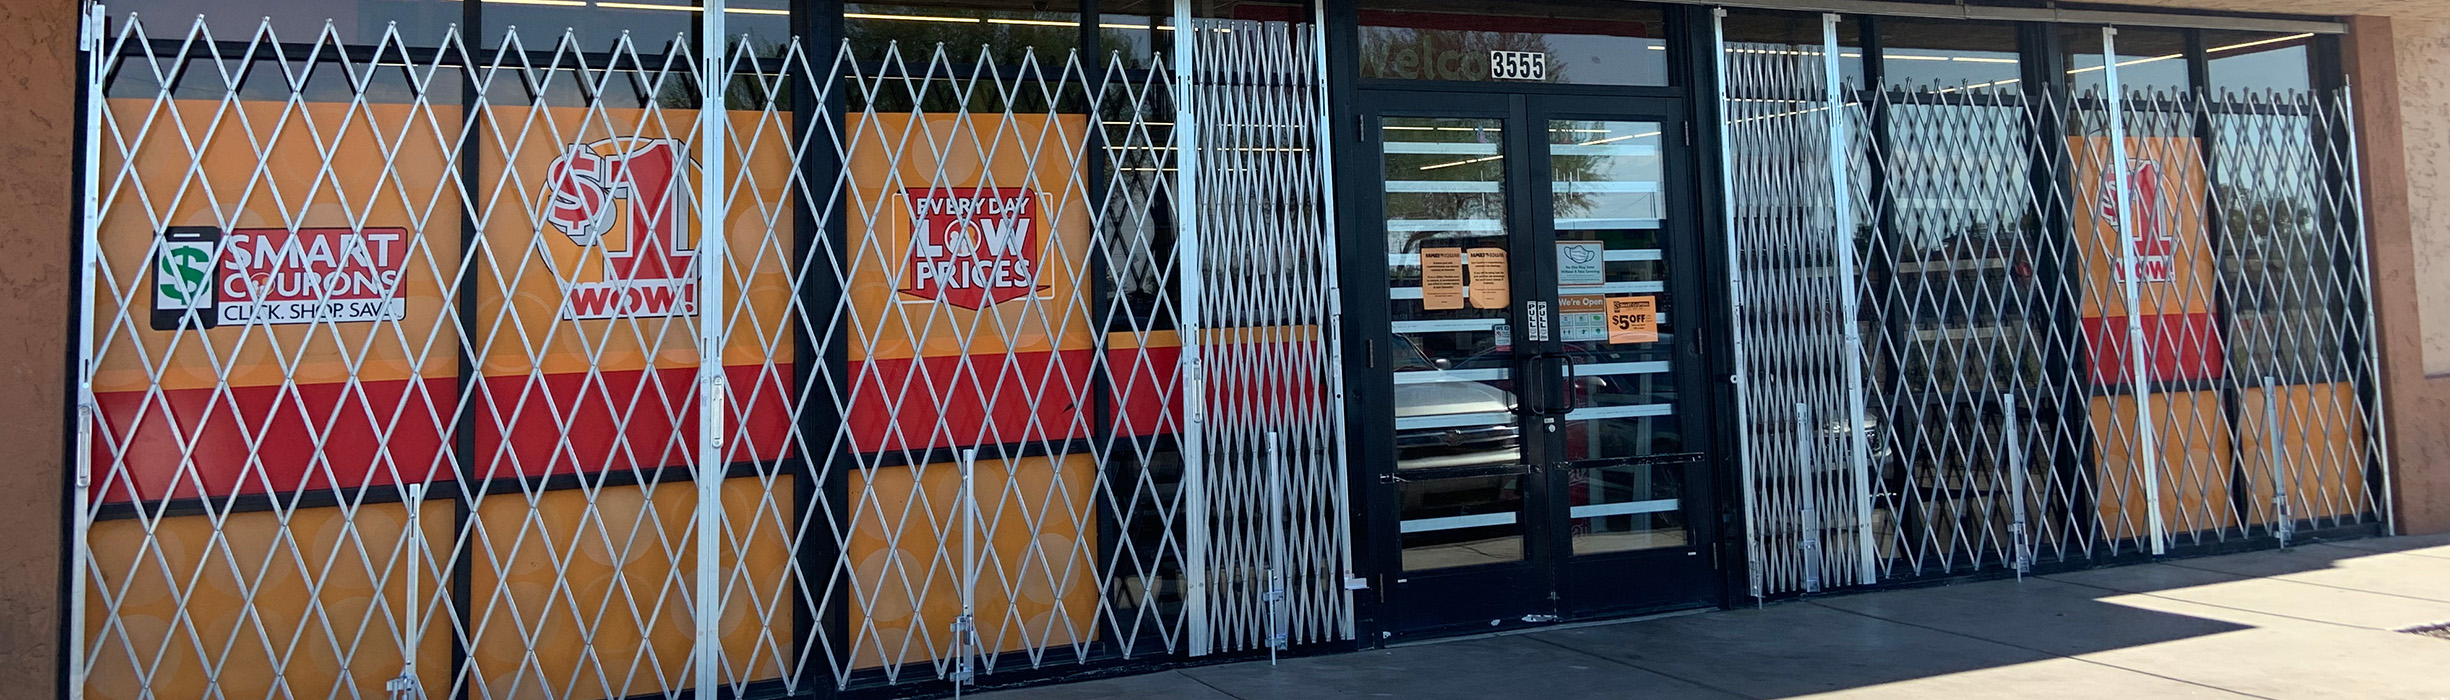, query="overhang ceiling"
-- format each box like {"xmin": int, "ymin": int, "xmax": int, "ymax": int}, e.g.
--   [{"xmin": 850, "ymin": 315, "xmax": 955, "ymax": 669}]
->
[{"xmin": 2086, "ymin": 0, "xmax": 2450, "ymax": 20}]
